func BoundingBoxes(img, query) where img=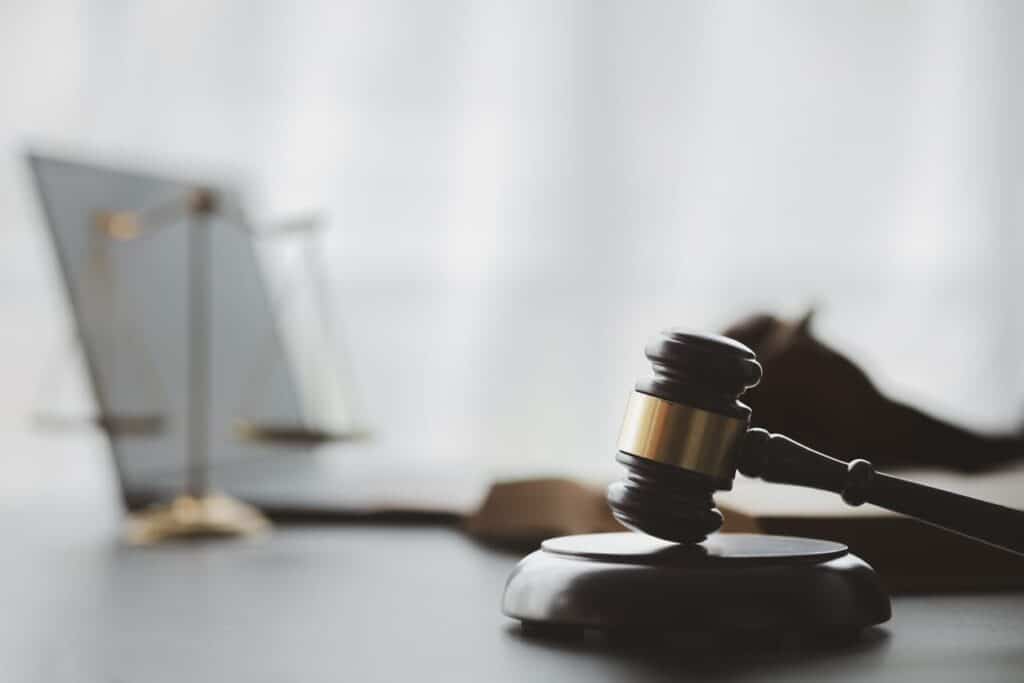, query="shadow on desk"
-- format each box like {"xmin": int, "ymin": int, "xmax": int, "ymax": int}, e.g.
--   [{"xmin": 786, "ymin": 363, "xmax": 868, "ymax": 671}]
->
[{"xmin": 506, "ymin": 623, "xmax": 892, "ymax": 678}]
